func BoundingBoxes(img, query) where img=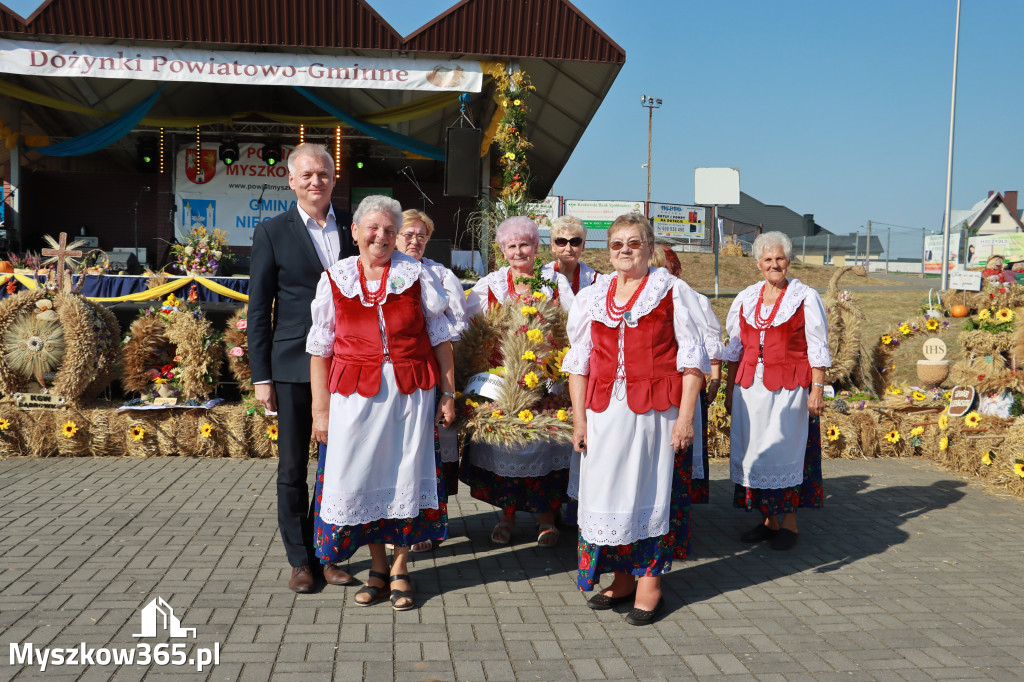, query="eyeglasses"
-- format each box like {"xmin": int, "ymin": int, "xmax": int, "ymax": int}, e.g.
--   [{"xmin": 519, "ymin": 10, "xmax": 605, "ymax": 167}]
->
[
  {"xmin": 553, "ymin": 237, "xmax": 583, "ymax": 247},
  {"xmin": 399, "ymin": 233, "xmax": 428, "ymax": 243},
  {"xmin": 609, "ymin": 238, "xmax": 646, "ymax": 251}
]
